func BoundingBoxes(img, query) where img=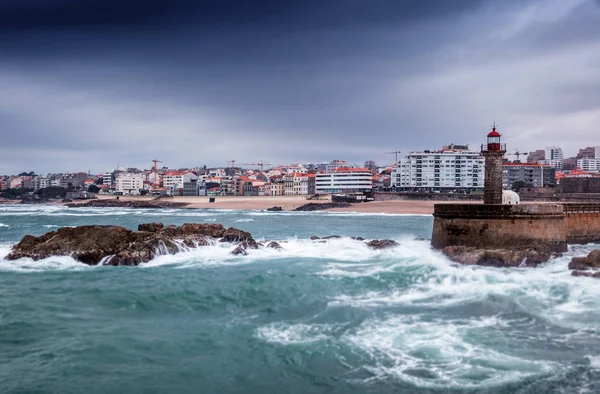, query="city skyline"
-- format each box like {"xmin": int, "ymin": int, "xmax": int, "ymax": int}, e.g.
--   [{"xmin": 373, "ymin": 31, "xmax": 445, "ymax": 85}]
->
[{"xmin": 1, "ymin": 0, "xmax": 599, "ymax": 174}]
